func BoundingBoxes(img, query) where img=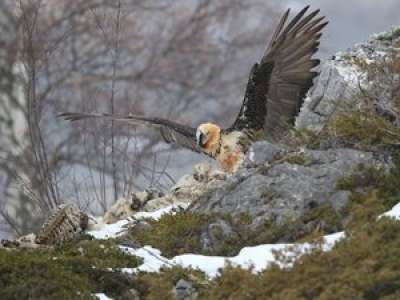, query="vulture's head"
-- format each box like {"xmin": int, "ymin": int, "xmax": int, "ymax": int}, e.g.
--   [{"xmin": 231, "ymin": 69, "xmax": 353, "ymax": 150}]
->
[{"xmin": 196, "ymin": 123, "xmax": 221, "ymax": 155}]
